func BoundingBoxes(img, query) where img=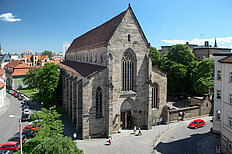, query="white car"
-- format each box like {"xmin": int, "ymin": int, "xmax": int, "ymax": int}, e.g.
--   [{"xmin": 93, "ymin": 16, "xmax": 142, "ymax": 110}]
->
[{"xmin": 23, "ymin": 109, "xmax": 30, "ymax": 115}]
